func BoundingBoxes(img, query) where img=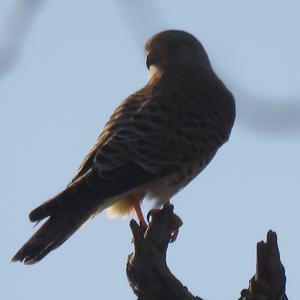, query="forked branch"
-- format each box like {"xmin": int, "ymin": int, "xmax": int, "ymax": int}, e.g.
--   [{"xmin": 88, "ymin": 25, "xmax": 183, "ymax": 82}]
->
[{"xmin": 126, "ymin": 205, "xmax": 288, "ymax": 300}]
